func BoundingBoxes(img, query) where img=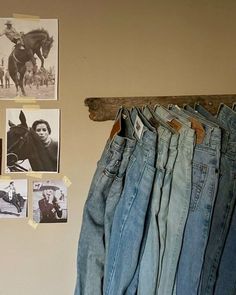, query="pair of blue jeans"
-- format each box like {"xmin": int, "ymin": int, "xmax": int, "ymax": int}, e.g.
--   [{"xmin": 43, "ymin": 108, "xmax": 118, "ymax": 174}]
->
[
  {"xmin": 137, "ymin": 107, "xmax": 172, "ymax": 295},
  {"xmin": 154, "ymin": 105, "xmax": 195, "ymax": 295},
  {"xmin": 103, "ymin": 108, "xmax": 157, "ymax": 295},
  {"xmin": 170, "ymin": 106, "xmax": 221, "ymax": 295},
  {"xmin": 75, "ymin": 108, "xmax": 136, "ymax": 295},
  {"xmin": 194, "ymin": 104, "xmax": 236, "ymax": 295}
]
